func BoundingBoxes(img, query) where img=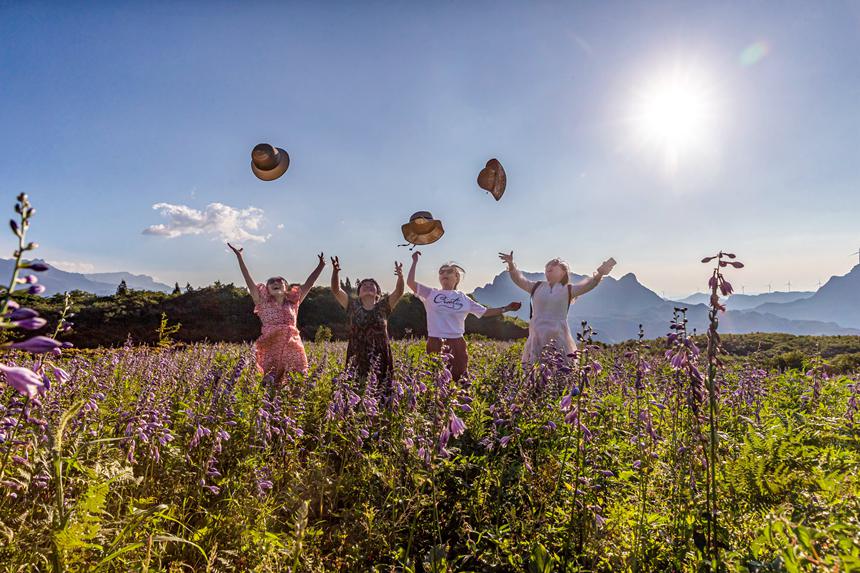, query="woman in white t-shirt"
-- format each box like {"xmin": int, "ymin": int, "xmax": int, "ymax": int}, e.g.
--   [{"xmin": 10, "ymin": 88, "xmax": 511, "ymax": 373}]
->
[{"xmin": 407, "ymin": 251, "xmax": 520, "ymax": 380}]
